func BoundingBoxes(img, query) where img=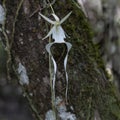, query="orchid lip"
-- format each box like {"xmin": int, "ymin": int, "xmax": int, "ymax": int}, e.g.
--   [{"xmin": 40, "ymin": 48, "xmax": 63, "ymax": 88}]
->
[{"xmin": 40, "ymin": 11, "xmax": 72, "ymax": 103}]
